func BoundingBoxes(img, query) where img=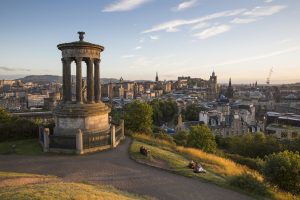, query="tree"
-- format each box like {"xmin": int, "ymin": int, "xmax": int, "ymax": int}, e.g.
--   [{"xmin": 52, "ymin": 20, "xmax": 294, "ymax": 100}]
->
[
  {"xmin": 151, "ymin": 99, "xmax": 178, "ymax": 126},
  {"xmin": 182, "ymin": 104, "xmax": 204, "ymax": 121},
  {"xmin": 187, "ymin": 125, "xmax": 217, "ymax": 153},
  {"xmin": 173, "ymin": 130, "xmax": 189, "ymax": 146},
  {"xmin": 0, "ymin": 107, "xmax": 12, "ymax": 123},
  {"xmin": 124, "ymin": 100, "xmax": 153, "ymax": 135},
  {"xmin": 264, "ymin": 151, "xmax": 300, "ymax": 194}
]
